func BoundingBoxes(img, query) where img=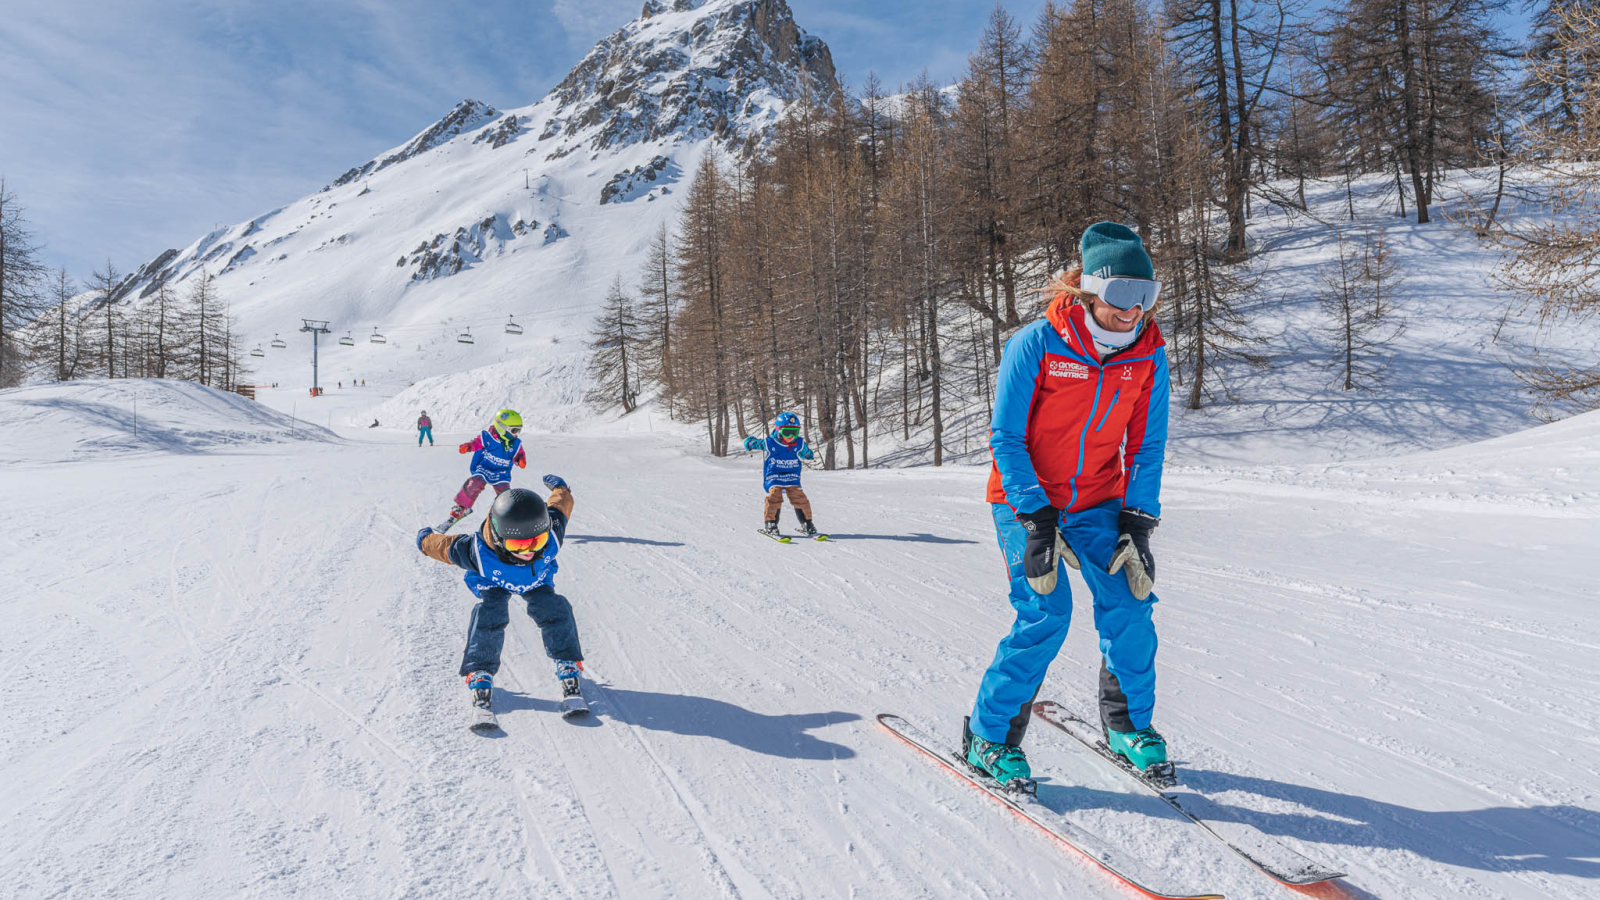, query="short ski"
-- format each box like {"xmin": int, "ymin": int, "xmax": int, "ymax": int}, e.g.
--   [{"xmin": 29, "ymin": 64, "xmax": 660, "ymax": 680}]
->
[
  {"xmin": 878, "ymin": 714, "xmax": 1224, "ymax": 900},
  {"xmin": 468, "ymin": 699, "xmax": 500, "ymax": 733},
  {"xmin": 757, "ymin": 528, "xmax": 792, "ymax": 543},
  {"xmin": 560, "ymin": 678, "xmax": 589, "ymax": 719},
  {"xmin": 1032, "ymin": 701, "xmax": 1345, "ymax": 887},
  {"xmin": 435, "ymin": 511, "xmax": 471, "ymax": 534}
]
